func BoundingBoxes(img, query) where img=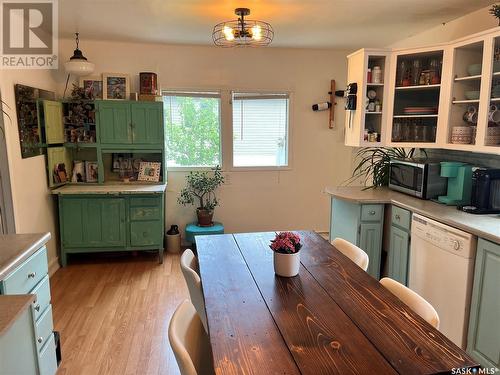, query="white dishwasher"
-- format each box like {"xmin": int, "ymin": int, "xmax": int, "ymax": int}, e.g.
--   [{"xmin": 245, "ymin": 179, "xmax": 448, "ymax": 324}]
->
[{"xmin": 409, "ymin": 213, "xmax": 477, "ymax": 349}]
